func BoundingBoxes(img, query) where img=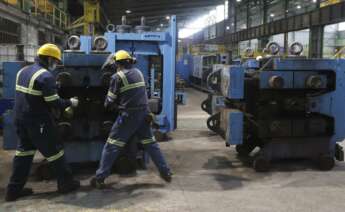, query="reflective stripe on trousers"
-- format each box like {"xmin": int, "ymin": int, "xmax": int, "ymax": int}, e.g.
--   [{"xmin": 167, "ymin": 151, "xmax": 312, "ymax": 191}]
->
[
  {"xmin": 15, "ymin": 149, "xmax": 64, "ymax": 162},
  {"xmin": 15, "ymin": 150, "xmax": 36, "ymax": 157}
]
